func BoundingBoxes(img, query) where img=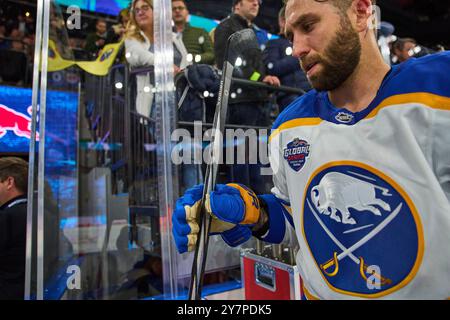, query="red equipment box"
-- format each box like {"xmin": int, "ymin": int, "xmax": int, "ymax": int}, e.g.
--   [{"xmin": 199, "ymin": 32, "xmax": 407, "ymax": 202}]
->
[{"xmin": 241, "ymin": 249, "xmax": 303, "ymax": 300}]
